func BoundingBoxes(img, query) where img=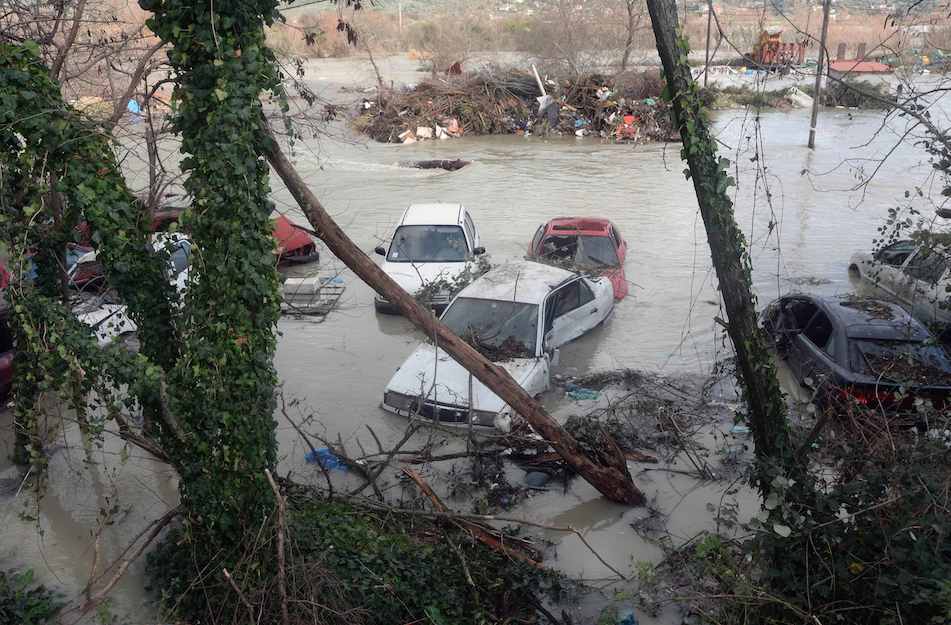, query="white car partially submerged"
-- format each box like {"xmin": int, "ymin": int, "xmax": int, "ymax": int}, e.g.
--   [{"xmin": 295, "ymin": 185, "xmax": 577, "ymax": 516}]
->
[
  {"xmin": 381, "ymin": 261, "xmax": 614, "ymax": 430},
  {"xmin": 374, "ymin": 203, "xmax": 485, "ymax": 313},
  {"xmin": 70, "ymin": 233, "xmax": 192, "ymax": 345},
  {"xmin": 850, "ymin": 240, "xmax": 951, "ymax": 326}
]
